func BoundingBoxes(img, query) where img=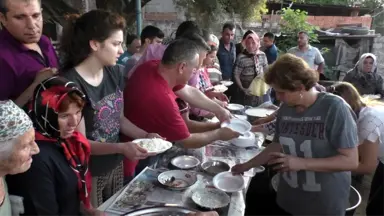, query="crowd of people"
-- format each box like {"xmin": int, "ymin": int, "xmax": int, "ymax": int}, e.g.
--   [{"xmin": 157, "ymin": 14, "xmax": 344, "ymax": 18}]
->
[{"xmin": 0, "ymin": 0, "xmax": 383, "ymax": 215}]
